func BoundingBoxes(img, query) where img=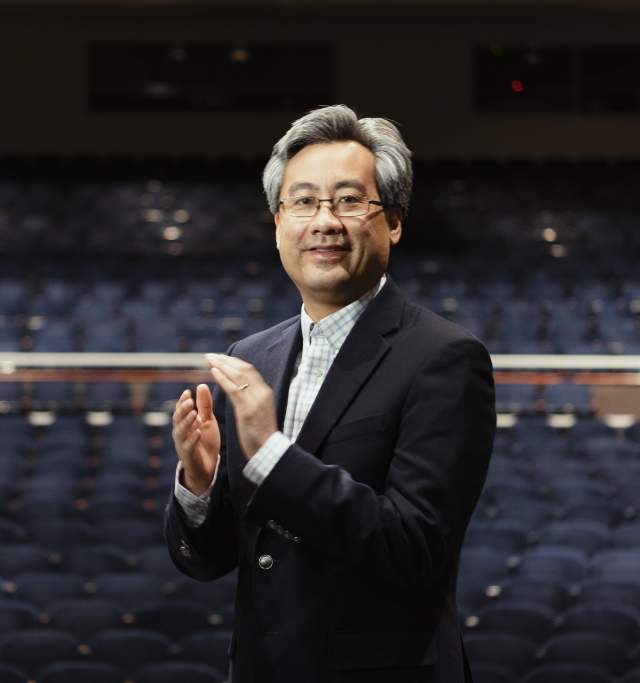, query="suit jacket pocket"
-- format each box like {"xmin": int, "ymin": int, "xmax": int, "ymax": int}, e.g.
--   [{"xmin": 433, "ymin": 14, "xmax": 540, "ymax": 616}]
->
[
  {"xmin": 325, "ymin": 415, "xmax": 386, "ymax": 445},
  {"xmin": 328, "ymin": 630, "xmax": 437, "ymax": 670}
]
